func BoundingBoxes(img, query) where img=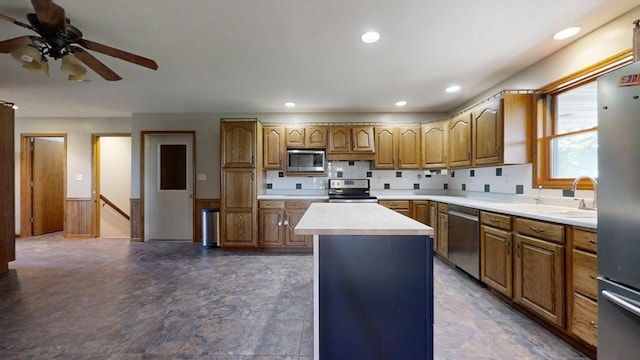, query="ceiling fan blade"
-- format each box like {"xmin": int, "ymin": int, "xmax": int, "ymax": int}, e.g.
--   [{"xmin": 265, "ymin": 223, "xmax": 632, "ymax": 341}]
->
[
  {"xmin": 77, "ymin": 39, "xmax": 158, "ymax": 70},
  {"xmin": 0, "ymin": 36, "xmax": 33, "ymax": 54},
  {"xmin": 31, "ymin": 0, "xmax": 66, "ymax": 32},
  {"xmin": 0, "ymin": 13, "xmax": 36, "ymax": 30},
  {"xmin": 71, "ymin": 46, "xmax": 122, "ymax": 81}
]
